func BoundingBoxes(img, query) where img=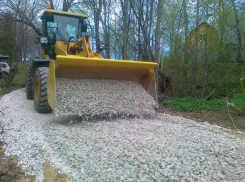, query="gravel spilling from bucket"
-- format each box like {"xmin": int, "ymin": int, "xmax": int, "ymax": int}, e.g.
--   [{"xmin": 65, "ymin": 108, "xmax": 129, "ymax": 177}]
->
[
  {"xmin": 0, "ymin": 89, "xmax": 245, "ymax": 182},
  {"xmin": 56, "ymin": 79, "xmax": 157, "ymax": 117}
]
